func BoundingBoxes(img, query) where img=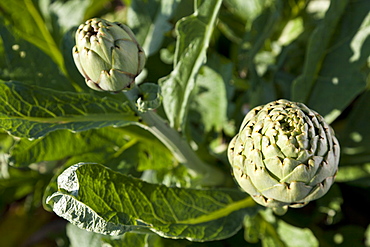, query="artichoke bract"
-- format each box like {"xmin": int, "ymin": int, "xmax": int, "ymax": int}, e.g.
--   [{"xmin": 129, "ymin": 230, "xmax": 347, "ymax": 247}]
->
[
  {"xmin": 73, "ymin": 18, "xmax": 146, "ymax": 92},
  {"xmin": 228, "ymin": 99, "xmax": 340, "ymax": 215}
]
